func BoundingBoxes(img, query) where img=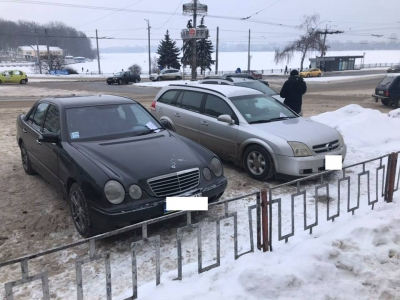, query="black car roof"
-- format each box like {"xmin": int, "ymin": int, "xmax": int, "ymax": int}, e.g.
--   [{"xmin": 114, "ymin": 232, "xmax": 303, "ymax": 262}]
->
[{"xmin": 39, "ymin": 94, "xmax": 137, "ymax": 108}]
